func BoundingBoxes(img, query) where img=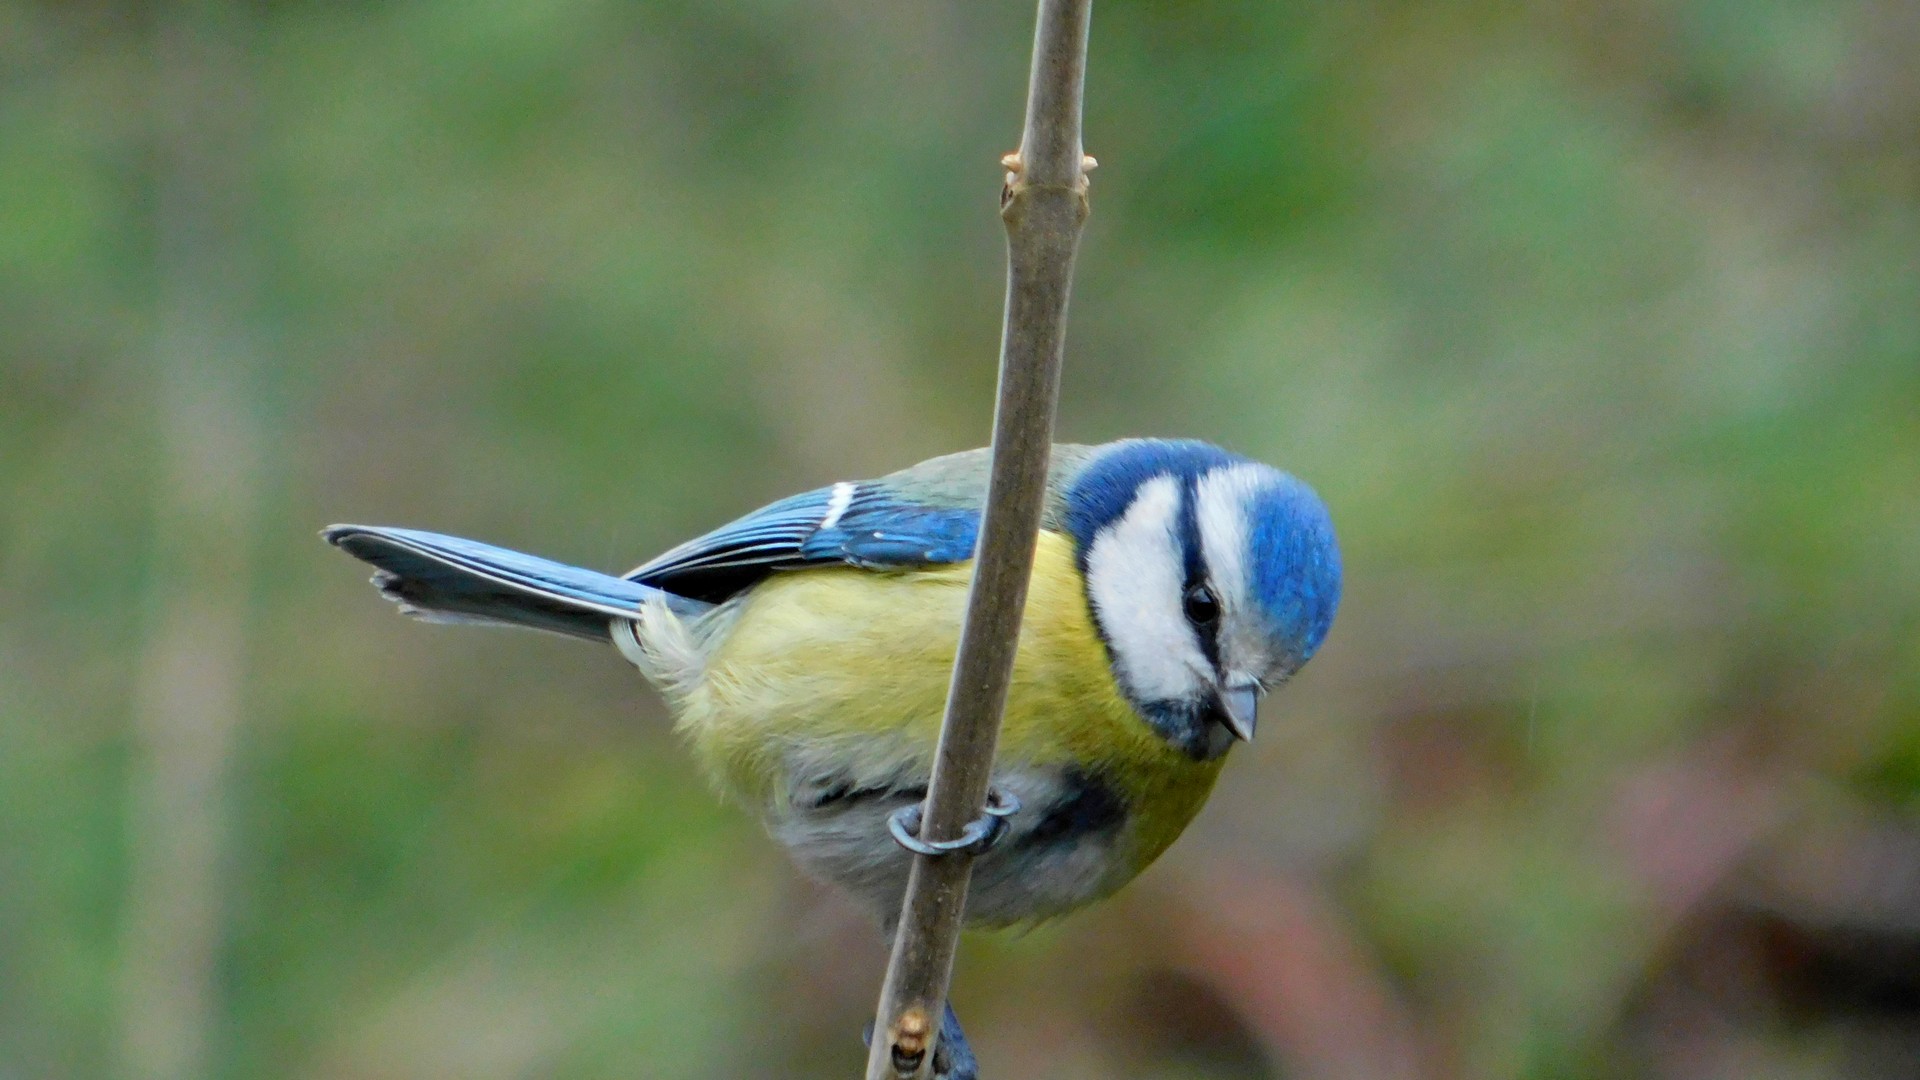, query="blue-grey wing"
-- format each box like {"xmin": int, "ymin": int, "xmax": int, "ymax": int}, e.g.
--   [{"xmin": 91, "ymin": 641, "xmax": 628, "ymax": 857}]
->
[{"xmin": 626, "ymin": 482, "xmax": 980, "ymax": 603}]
